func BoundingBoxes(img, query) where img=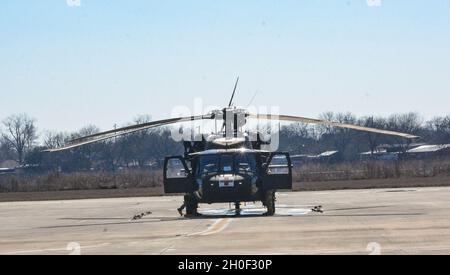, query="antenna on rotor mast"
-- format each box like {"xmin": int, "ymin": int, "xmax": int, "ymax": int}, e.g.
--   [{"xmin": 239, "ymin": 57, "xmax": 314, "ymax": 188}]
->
[{"xmin": 228, "ymin": 77, "xmax": 240, "ymax": 107}]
